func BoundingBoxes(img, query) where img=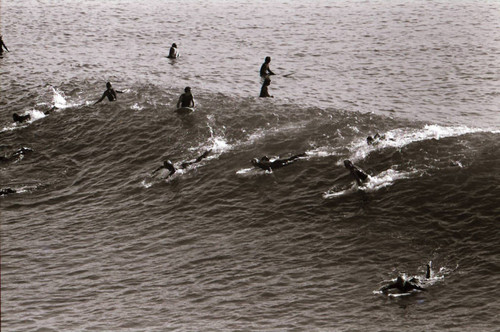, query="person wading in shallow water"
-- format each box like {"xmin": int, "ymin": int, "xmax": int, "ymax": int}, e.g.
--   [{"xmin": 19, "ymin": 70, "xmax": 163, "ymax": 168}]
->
[
  {"xmin": 259, "ymin": 77, "xmax": 273, "ymax": 98},
  {"xmin": 260, "ymin": 56, "xmax": 275, "ymax": 77},
  {"xmin": 95, "ymin": 82, "xmax": 124, "ymax": 104},
  {"xmin": 176, "ymin": 87, "xmax": 195, "ymax": 109}
]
